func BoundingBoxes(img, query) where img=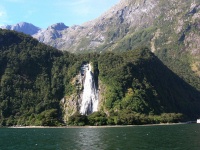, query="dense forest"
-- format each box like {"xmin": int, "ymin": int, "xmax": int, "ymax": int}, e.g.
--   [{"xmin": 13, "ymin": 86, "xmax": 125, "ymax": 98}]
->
[
  {"xmin": 0, "ymin": 29, "xmax": 81, "ymax": 126},
  {"xmin": 0, "ymin": 29, "xmax": 200, "ymax": 126},
  {"xmin": 68, "ymin": 48, "xmax": 200, "ymax": 126}
]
